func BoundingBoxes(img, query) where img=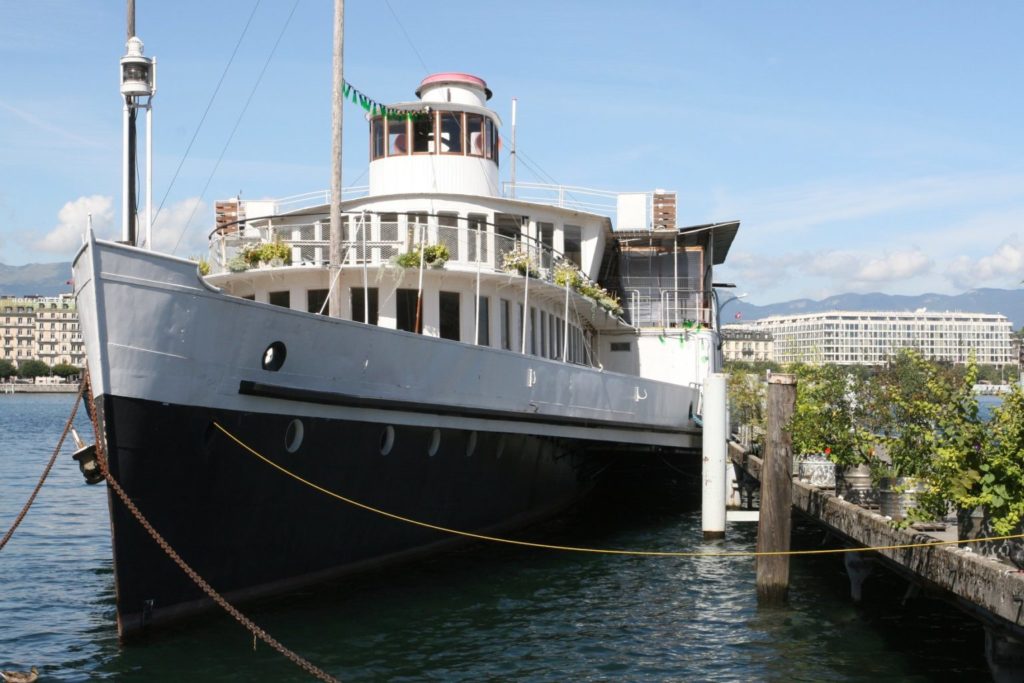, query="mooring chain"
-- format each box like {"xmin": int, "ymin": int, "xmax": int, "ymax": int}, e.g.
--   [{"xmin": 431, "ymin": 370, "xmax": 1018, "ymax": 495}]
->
[
  {"xmin": 82, "ymin": 370, "xmax": 340, "ymax": 683},
  {"xmin": 0, "ymin": 379, "xmax": 86, "ymax": 552}
]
